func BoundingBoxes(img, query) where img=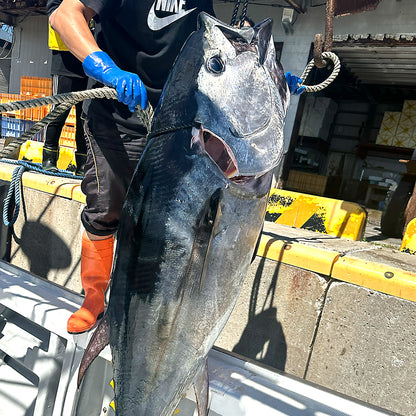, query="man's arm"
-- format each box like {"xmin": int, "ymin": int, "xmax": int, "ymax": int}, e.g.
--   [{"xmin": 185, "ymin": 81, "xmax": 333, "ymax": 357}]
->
[
  {"xmin": 50, "ymin": 0, "xmax": 147, "ymax": 111},
  {"xmin": 49, "ymin": 0, "xmax": 99, "ymax": 62}
]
